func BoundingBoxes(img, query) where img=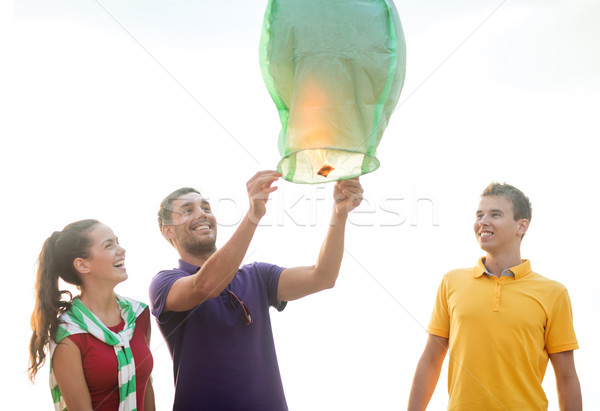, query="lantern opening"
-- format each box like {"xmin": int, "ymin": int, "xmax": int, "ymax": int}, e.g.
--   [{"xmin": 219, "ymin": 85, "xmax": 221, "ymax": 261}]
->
[{"xmin": 278, "ymin": 148, "xmax": 380, "ymax": 184}]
